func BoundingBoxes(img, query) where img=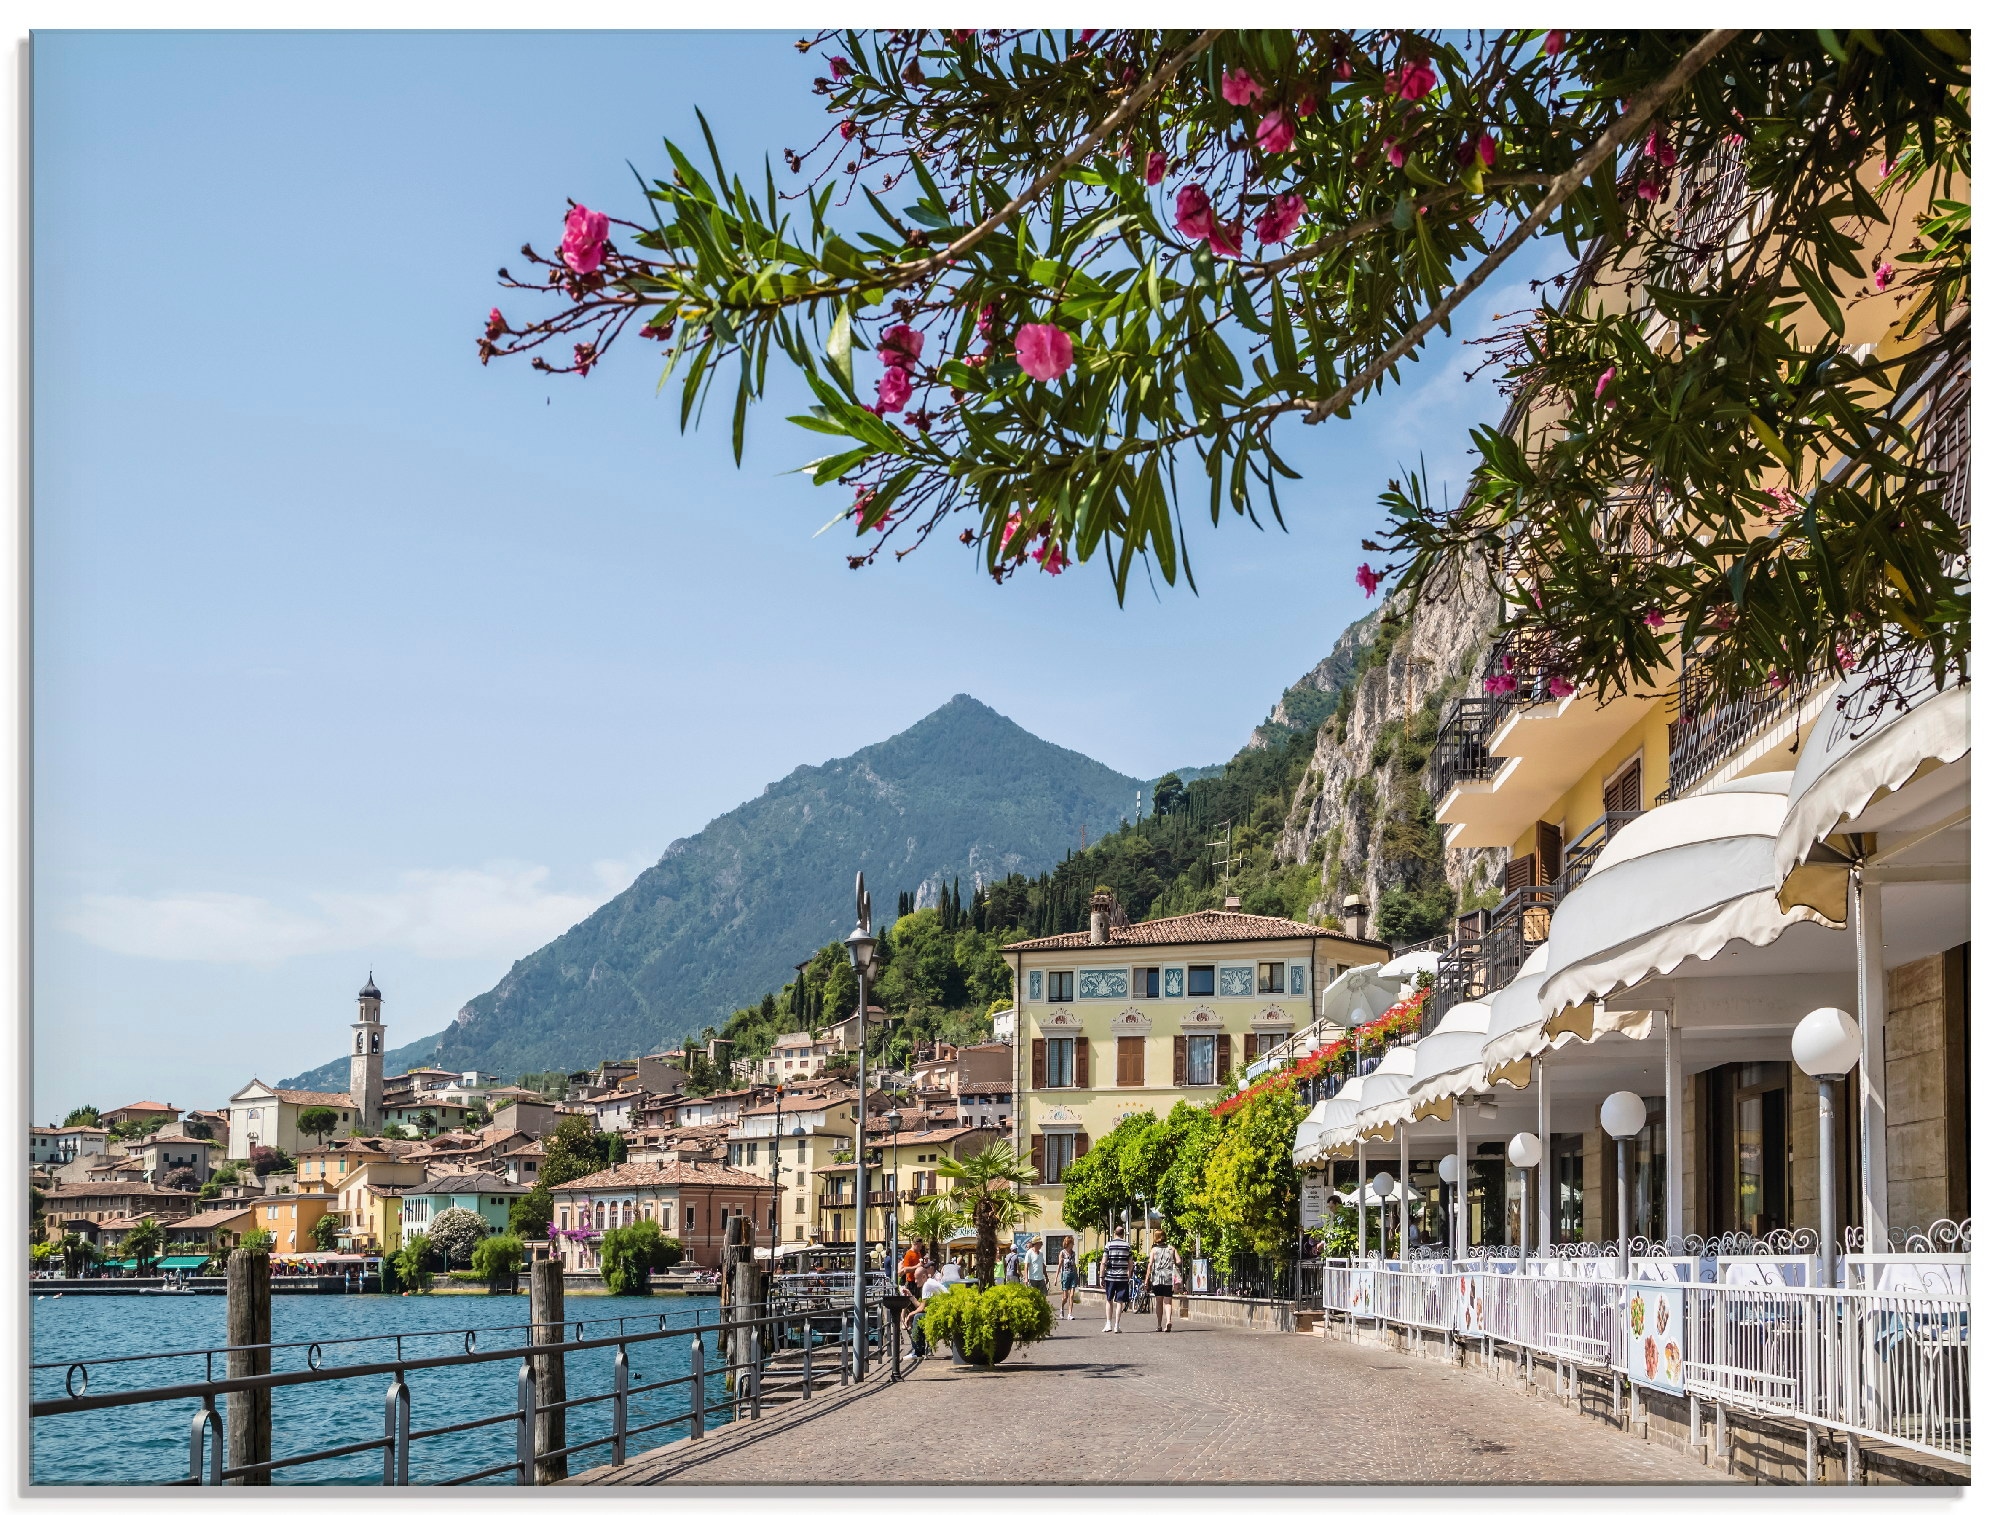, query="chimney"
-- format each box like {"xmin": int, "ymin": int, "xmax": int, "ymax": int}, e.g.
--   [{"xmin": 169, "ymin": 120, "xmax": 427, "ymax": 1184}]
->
[
  {"xmin": 1088, "ymin": 888, "xmax": 1115, "ymax": 945},
  {"xmin": 1223, "ymin": 896, "xmax": 1241, "ymax": 912},
  {"xmin": 1342, "ymin": 893, "xmax": 1366, "ymax": 938}
]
